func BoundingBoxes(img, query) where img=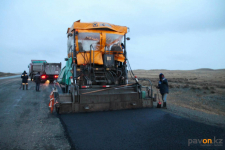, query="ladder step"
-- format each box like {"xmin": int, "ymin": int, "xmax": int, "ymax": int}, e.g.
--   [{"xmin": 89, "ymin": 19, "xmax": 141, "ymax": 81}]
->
[{"xmin": 95, "ymin": 80, "xmax": 107, "ymax": 82}]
